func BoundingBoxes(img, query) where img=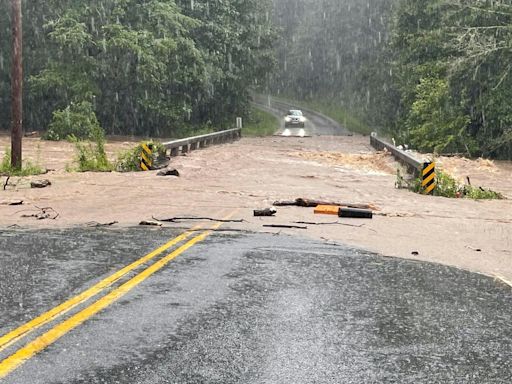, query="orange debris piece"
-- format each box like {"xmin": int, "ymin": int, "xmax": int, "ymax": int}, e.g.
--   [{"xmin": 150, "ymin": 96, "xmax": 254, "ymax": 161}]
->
[{"xmin": 314, "ymin": 205, "xmax": 340, "ymax": 215}]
